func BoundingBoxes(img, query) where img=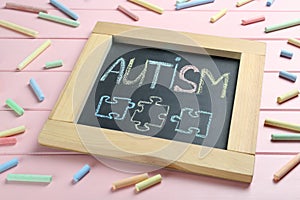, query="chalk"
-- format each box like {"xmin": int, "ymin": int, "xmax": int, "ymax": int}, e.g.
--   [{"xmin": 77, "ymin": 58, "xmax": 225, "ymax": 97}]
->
[
  {"xmin": 176, "ymin": 0, "xmax": 189, "ymax": 3},
  {"xmin": 273, "ymin": 153, "xmax": 300, "ymax": 182},
  {"xmin": 135, "ymin": 174, "xmax": 162, "ymax": 192},
  {"xmin": 280, "ymin": 49, "xmax": 293, "ymax": 59},
  {"xmin": 279, "ymin": 71, "xmax": 297, "ymax": 82},
  {"xmin": 17, "ymin": 40, "xmax": 51, "ymax": 71},
  {"xmin": 176, "ymin": 0, "xmax": 214, "ymax": 10},
  {"xmin": 5, "ymin": 99, "xmax": 24, "ymax": 116},
  {"xmin": 241, "ymin": 16, "xmax": 265, "ymax": 25},
  {"xmin": 0, "ymin": 158, "xmax": 18, "ymax": 173},
  {"xmin": 277, "ymin": 89, "xmax": 299, "ymax": 104},
  {"xmin": 73, "ymin": 164, "xmax": 90, "ymax": 183},
  {"xmin": 271, "ymin": 133, "xmax": 300, "ymax": 141},
  {"xmin": 112, "ymin": 173, "xmax": 149, "ymax": 190},
  {"xmin": 44, "ymin": 59, "xmax": 63, "ymax": 69},
  {"xmin": 236, "ymin": 0, "xmax": 254, "ymax": 7},
  {"xmin": 0, "ymin": 137, "xmax": 17, "ymax": 146},
  {"xmin": 266, "ymin": 0, "xmax": 274, "ymax": 6},
  {"xmin": 210, "ymin": 8, "xmax": 227, "ymax": 23},
  {"xmin": 5, "ymin": 2, "xmax": 48, "ymax": 14},
  {"xmin": 0, "ymin": 20, "xmax": 38, "ymax": 38},
  {"xmin": 117, "ymin": 5, "xmax": 139, "ymax": 21},
  {"xmin": 288, "ymin": 38, "xmax": 300, "ymax": 48},
  {"xmin": 38, "ymin": 12, "xmax": 80, "ymax": 27},
  {"xmin": 50, "ymin": 0, "xmax": 79, "ymax": 20},
  {"xmin": 7, "ymin": 174, "xmax": 52, "ymax": 183},
  {"xmin": 128, "ymin": 0, "xmax": 163, "ymax": 14},
  {"xmin": 29, "ymin": 78, "xmax": 45, "ymax": 102},
  {"xmin": 265, "ymin": 18, "xmax": 300, "ymax": 33},
  {"xmin": 0, "ymin": 126, "xmax": 25, "ymax": 138},
  {"xmin": 264, "ymin": 118, "xmax": 300, "ymax": 132}
]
